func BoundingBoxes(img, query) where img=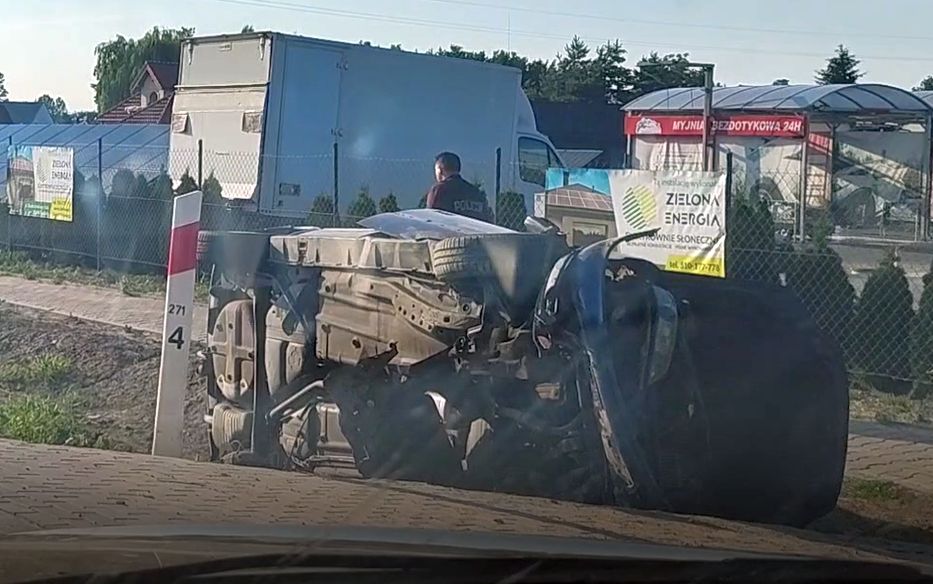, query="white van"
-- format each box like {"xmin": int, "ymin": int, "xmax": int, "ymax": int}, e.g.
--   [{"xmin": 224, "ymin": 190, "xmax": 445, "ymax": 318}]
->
[{"xmin": 169, "ymin": 32, "xmax": 563, "ymax": 216}]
